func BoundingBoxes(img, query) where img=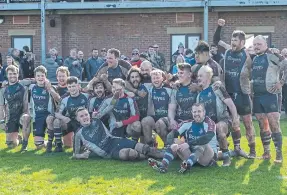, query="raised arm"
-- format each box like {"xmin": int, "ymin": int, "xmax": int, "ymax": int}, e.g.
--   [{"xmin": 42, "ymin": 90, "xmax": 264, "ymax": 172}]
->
[{"xmin": 213, "ymin": 19, "xmax": 231, "ymax": 50}]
